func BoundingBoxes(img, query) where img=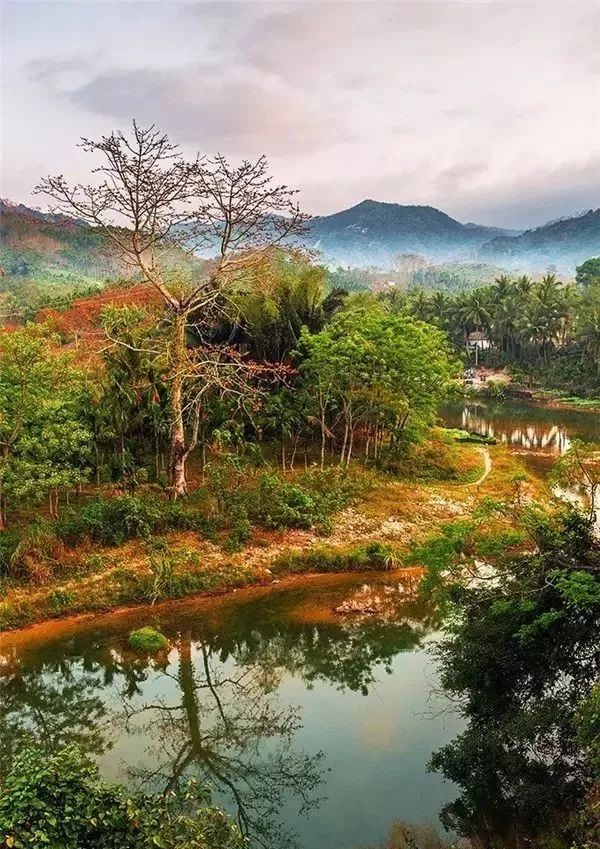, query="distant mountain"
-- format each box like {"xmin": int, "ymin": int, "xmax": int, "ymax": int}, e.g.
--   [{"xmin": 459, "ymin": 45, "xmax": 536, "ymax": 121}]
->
[
  {"xmin": 2, "ymin": 198, "xmax": 598, "ymax": 300},
  {"xmin": 480, "ymin": 209, "xmax": 600, "ymax": 272},
  {"xmin": 307, "ymin": 200, "xmax": 519, "ymax": 266}
]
